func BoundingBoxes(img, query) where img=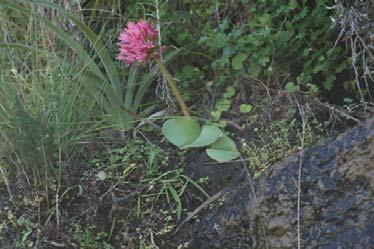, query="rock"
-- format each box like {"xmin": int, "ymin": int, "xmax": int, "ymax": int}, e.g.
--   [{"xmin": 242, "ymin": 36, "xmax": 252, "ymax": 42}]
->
[{"xmin": 179, "ymin": 117, "xmax": 374, "ymax": 248}]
